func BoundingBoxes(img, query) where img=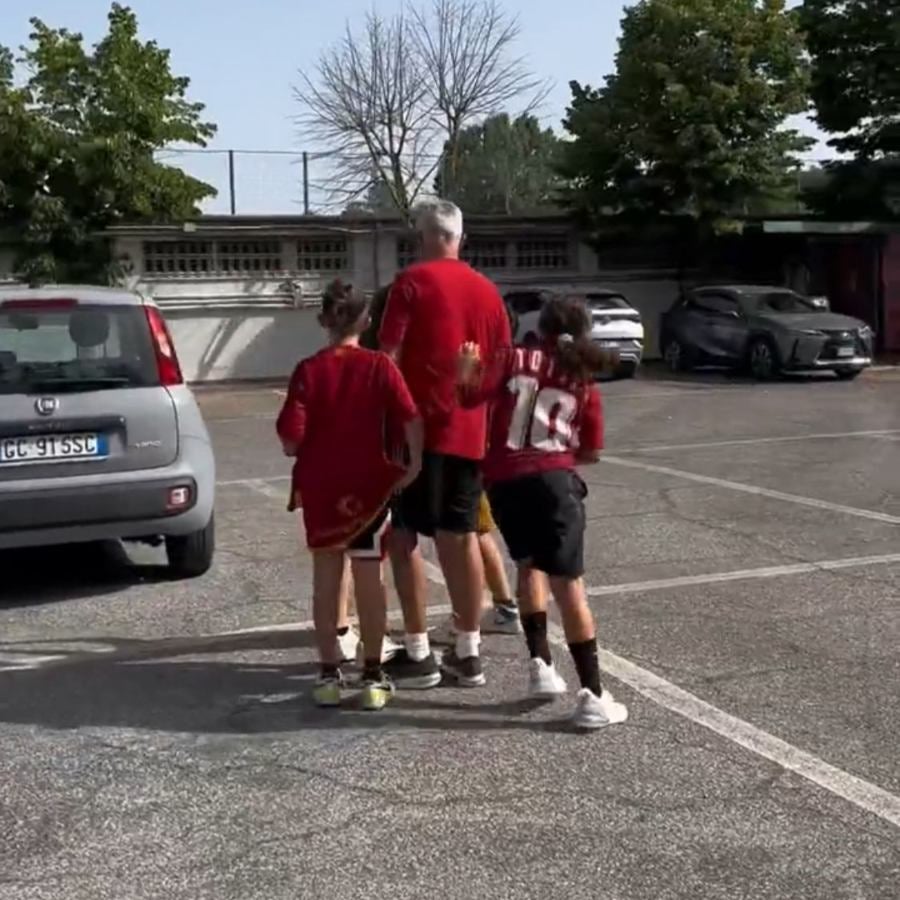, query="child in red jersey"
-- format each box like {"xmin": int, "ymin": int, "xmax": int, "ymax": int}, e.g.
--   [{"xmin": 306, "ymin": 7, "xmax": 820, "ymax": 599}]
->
[
  {"xmin": 277, "ymin": 280, "xmax": 423, "ymax": 711},
  {"xmin": 458, "ymin": 295, "xmax": 628, "ymax": 730}
]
